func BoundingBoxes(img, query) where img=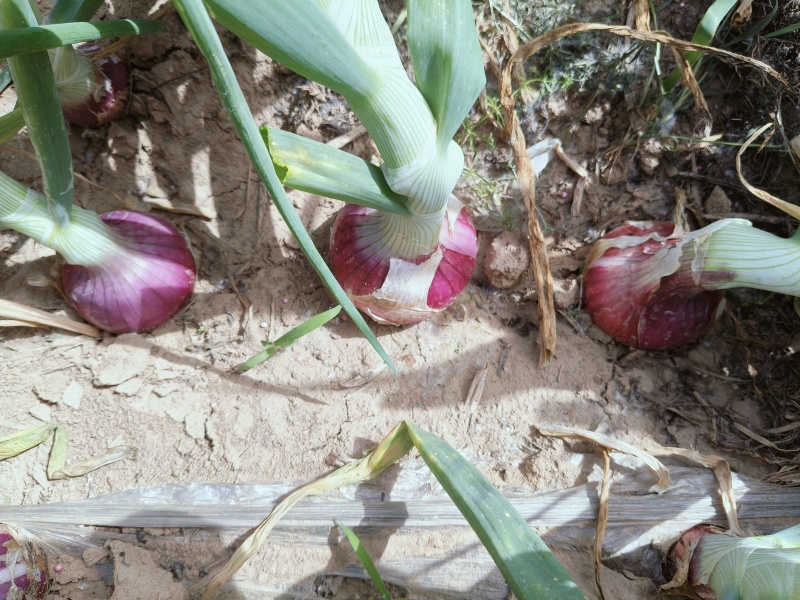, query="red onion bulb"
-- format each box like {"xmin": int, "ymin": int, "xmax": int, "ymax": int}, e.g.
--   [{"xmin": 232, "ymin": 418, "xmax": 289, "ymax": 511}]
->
[
  {"xmin": 583, "ymin": 222, "xmax": 727, "ymax": 349},
  {"xmin": 60, "ymin": 46, "xmax": 129, "ymax": 128},
  {"xmin": 62, "ymin": 211, "xmax": 196, "ymax": 334},
  {"xmin": 330, "ymin": 201, "xmax": 477, "ymax": 325},
  {"xmin": 0, "ymin": 525, "xmax": 48, "ymax": 600}
]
